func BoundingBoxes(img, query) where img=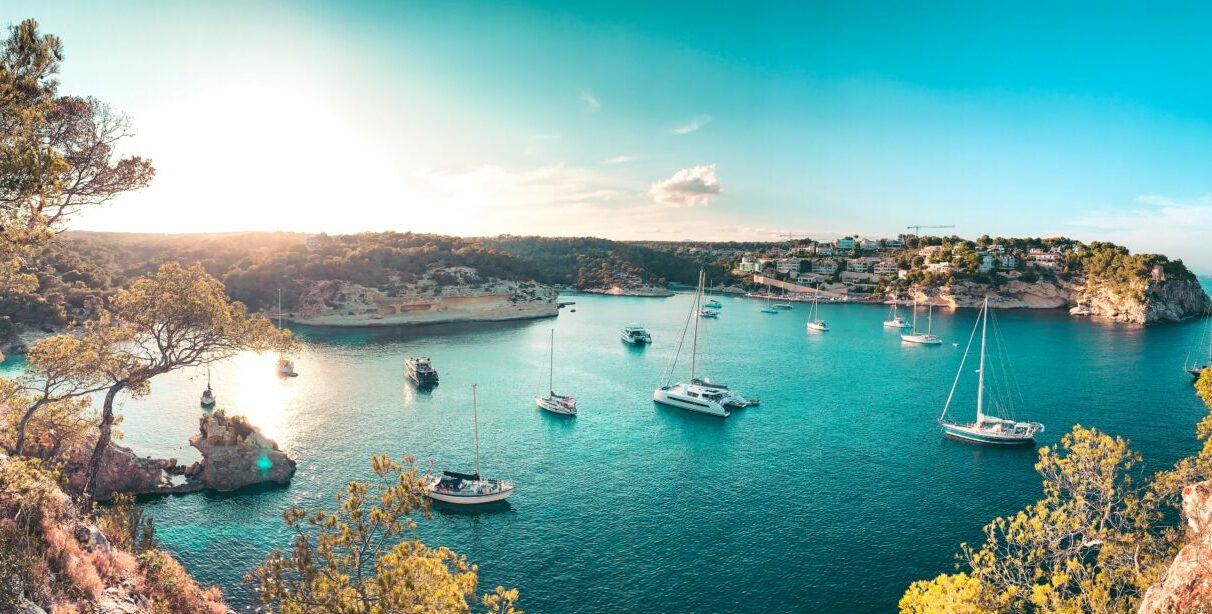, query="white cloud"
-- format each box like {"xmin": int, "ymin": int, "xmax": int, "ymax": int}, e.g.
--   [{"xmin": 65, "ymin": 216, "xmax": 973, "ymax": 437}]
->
[
  {"xmin": 649, "ymin": 164, "xmax": 723, "ymax": 207},
  {"xmin": 671, "ymin": 114, "xmax": 713, "ymax": 135},
  {"xmin": 579, "ymin": 90, "xmax": 600, "ymax": 110},
  {"xmin": 1066, "ymin": 194, "xmax": 1212, "ymax": 272},
  {"xmin": 604, "ymin": 154, "xmax": 639, "ymax": 164}
]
